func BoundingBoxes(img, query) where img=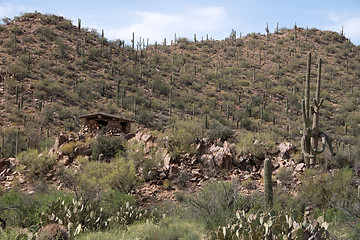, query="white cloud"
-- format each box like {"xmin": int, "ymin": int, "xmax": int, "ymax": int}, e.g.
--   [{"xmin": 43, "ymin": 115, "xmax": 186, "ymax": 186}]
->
[
  {"xmin": 325, "ymin": 13, "xmax": 360, "ymax": 45},
  {"xmin": 106, "ymin": 6, "xmax": 227, "ymax": 44}
]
